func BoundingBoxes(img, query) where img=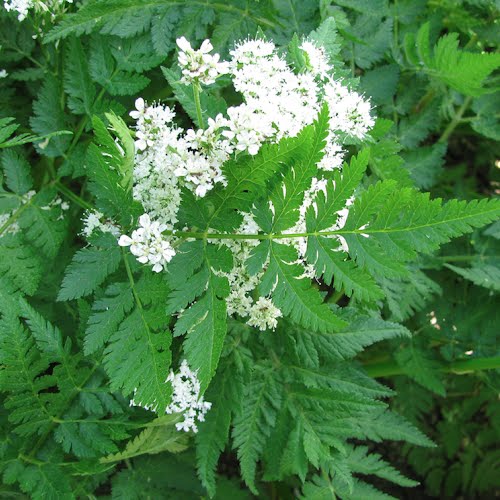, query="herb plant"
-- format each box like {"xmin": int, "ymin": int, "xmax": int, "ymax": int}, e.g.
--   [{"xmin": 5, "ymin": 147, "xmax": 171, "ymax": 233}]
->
[{"xmin": 0, "ymin": 1, "xmax": 499, "ymax": 499}]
